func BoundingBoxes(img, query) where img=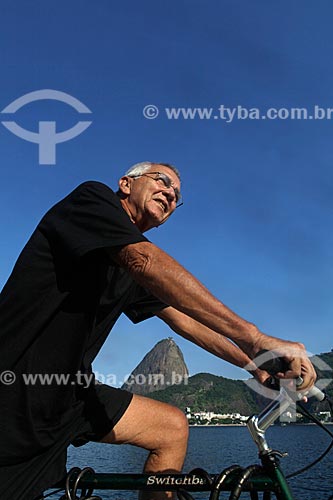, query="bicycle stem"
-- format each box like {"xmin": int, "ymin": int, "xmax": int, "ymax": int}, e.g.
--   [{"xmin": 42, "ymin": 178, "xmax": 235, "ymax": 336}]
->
[{"xmin": 247, "ymin": 388, "xmax": 294, "ymax": 454}]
